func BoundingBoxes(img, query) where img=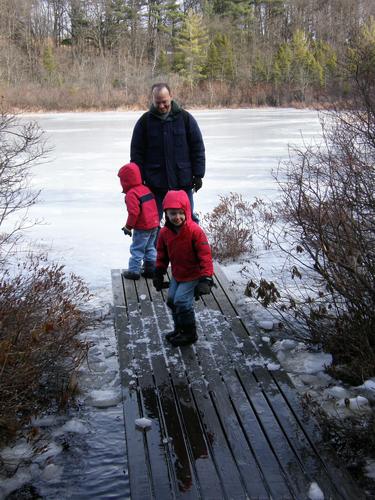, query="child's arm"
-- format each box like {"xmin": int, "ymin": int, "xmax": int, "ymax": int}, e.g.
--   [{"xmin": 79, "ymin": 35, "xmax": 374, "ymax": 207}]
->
[
  {"xmin": 155, "ymin": 231, "xmax": 170, "ymax": 271},
  {"xmin": 193, "ymin": 227, "xmax": 214, "ymax": 278},
  {"xmin": 124, "ymin": 191, "xmax": 141, "ymax": 229}
]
